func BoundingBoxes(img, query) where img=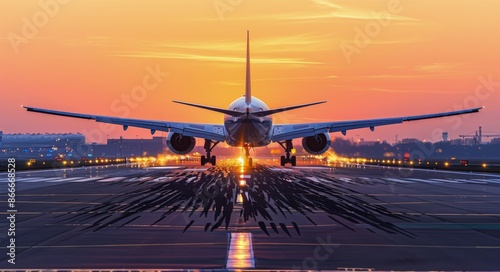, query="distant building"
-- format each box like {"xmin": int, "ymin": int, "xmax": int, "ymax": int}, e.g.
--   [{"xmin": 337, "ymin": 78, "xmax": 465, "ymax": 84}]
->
[
  {"xmin": 0, "ymin": 132, "xmax": 85, "ymax": 158},
  {"xmin": 491, "ymin": 138, "xmax": 500, "ymax": 145},
  {"xmin": 0, "ymin": 132, "xmax": 170, "ymax": 159},
  {"xmin": 401, "ymin": 138, "xmax": 420, "ymax": 144},
  {"xmin": 450, "ymin": 138, "xmax": 464, "ymax": 145},
  {"xmin": 92, "ymin": 137, "xmax": 167, "ymax": 157},
  {"xmin": 442, "ymin": 132, "xmax": 448, "ymax": 142}
]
